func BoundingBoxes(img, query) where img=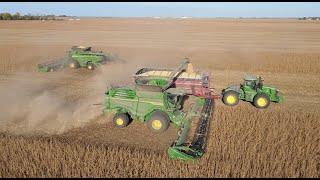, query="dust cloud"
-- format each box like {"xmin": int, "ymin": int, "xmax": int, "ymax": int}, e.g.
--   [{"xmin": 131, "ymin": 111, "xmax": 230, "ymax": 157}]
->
[
  {"xmin": 0, "ymin": 72, "xmax": 74, "ymax": 135},
  {"xmin": 0, "ymin": 57, "xmax": 139, "ymax": 136}
]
